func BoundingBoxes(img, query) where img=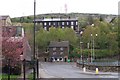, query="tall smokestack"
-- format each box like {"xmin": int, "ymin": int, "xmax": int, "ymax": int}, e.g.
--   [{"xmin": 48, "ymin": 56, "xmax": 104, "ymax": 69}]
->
[{"xmin": 64, "ymin": 3, "xmax": 67, "ymax": 14}]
